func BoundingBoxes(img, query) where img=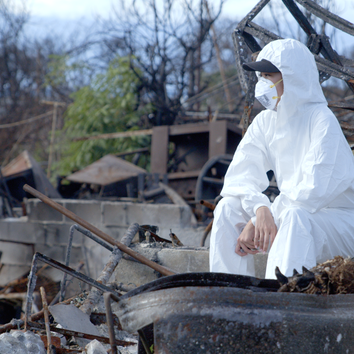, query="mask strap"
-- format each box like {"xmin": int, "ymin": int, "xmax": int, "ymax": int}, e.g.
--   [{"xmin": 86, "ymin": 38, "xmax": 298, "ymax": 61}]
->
[{"xmin": 270, "ymin": 78, "xmax": 283, "ymax": 88}]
